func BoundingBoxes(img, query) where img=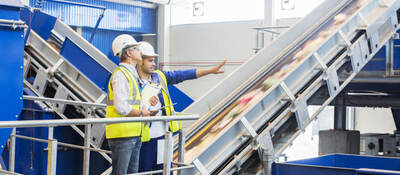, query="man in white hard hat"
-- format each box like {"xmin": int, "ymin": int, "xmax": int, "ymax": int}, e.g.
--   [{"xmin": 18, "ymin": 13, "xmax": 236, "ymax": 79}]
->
[
  {"xmin": 106, "ymin": 35, "xmax": 158, "ymax": 175},
  {"xmin": 136, "ymin": 41, "xmax": 226, "ymax": 174}
]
